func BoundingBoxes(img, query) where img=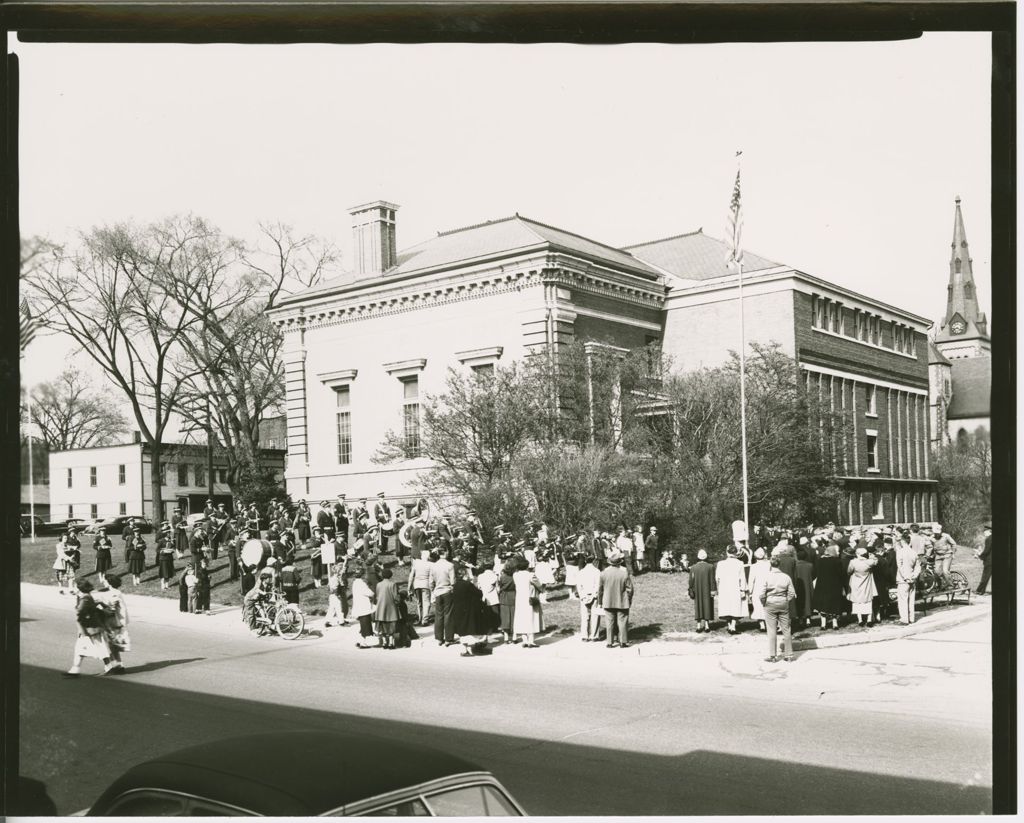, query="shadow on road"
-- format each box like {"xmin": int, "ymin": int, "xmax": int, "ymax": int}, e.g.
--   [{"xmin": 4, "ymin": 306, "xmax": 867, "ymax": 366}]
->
[
  {"xmin": 122, "ymin": 656, "xmax": 206, "ymax": 674},
  {"xmin": 18, "ymin": 663, "xmax": 991, "ymax": 816}
]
